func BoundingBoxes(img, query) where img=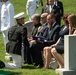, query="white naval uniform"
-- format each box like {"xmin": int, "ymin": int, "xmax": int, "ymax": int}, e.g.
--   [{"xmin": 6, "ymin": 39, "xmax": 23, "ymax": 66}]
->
[
  {"xmin": 0, "ymin": 2, "xmax": 2, "ymax": 32},
  {"xmin": 26, "ymin": 0, "xmax": 38, "ymax": 21},
  {"xmin": 1, "ymin": 1, "xmax": 14, "ymax": 51},
  {"xmin": 4, "ymin": 54, "xmax": 23, "ymax": 68}
]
